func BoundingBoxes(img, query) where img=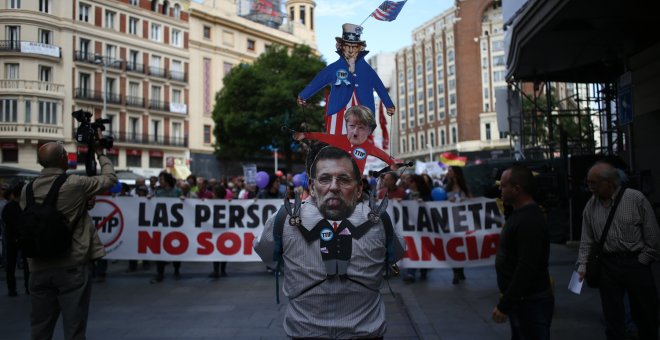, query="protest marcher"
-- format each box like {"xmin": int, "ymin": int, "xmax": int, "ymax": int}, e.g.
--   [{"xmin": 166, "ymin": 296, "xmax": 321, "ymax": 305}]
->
[
  {"xmin": 257, "ymin": 174, "xmax": 285, "ymax": 199},
  {"xmin": 2, "ymin": 182, "xmax": 29, "ymax": 296},
  {"xmin": 492, "ymin": 165, "xmax": 553, "ymax": 339},
  {"xmin": 179, "ymin": 181, "xmax": 197, "ymax": 199},
  {"xmin": 148, "ymin": 175, "xmax": 158, "ymax": 197},
  {"xmin": 403, "ymin": 174, "xmax": 432, "ymax": 283},
  {"xmin": 196, "ymin": 177, "xmax": 214, "ymax": 199},
  {"xmin": 577, "ymin": 162, "xmax": 659, "ymax": 340},
  {"xmin": 187, "ymin": 174, "xmax": 199, "ymax": 193},
  {"xmin": 0, "ymin": 183, "xmax": 8, "ymax": 267},
  {"xmin": 209, "ymin": 184, "xmax": 228, "ymax": 279},
  {"xmin": 297, "ymin": 23, "xmax": 394, "ymax": 135},
  {"xmin": 151, "ymin": 172, "xmax": 183, "ymax": 283},
  {"xmin": 377, "ymin": 171, "xmax": 407, "ymax": 200},
  {"xmin": 21, "ymin": 141, "xmax": 117, "ymax": 339},
  {"xmin": 254, "ymin": 146, "xmax": 405, "ymax": 339},
  {"xmin": 445, "ymin": 166, "xmax": 471, "ymax": 284},
  {"xmin": 128, "ymin": 185, "xmax": 150, "ymax": 272},
  {"xmin": 129, "ymin": 178, "xmax": 145, "ymax": 196}
]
